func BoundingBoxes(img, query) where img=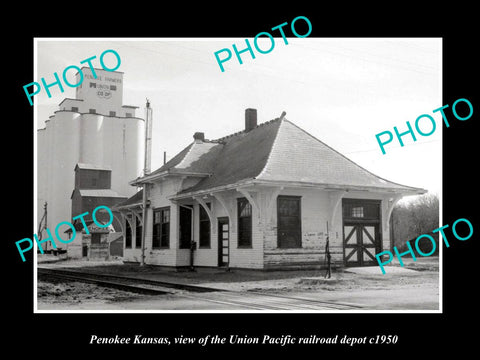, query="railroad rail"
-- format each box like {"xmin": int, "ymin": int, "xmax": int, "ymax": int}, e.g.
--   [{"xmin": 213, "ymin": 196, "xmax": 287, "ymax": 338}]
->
[
  {"xmin": 38, "ymin": 267, "xmax": 363, "ymax": 310},
  {"xmin": 38, "ymin": 267, "xmax": 219, "ymax": 293}
]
